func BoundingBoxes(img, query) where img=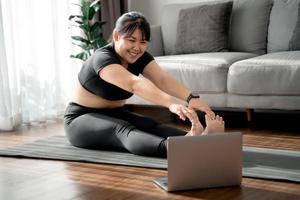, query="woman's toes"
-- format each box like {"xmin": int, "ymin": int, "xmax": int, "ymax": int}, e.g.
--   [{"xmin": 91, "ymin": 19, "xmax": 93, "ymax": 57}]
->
[{"xmin": 217, "ymin": 115, "xmax": 223, "ymax": 122}]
